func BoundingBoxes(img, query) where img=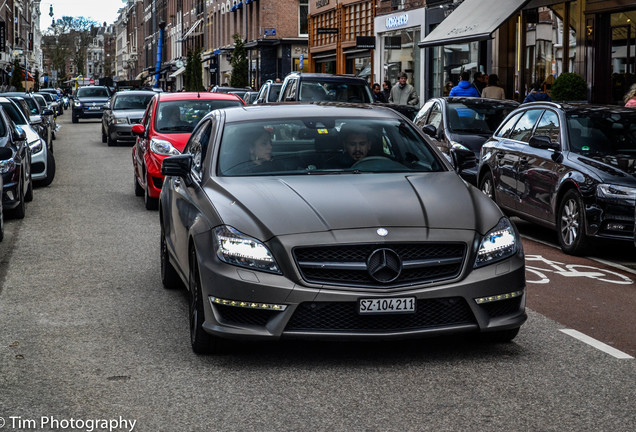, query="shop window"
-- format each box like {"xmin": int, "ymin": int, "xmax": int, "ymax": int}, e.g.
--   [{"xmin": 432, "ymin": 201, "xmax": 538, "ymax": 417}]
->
[{"xmin": 299, "ymin": 0, "xmax": 308, "ymax": 36}]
